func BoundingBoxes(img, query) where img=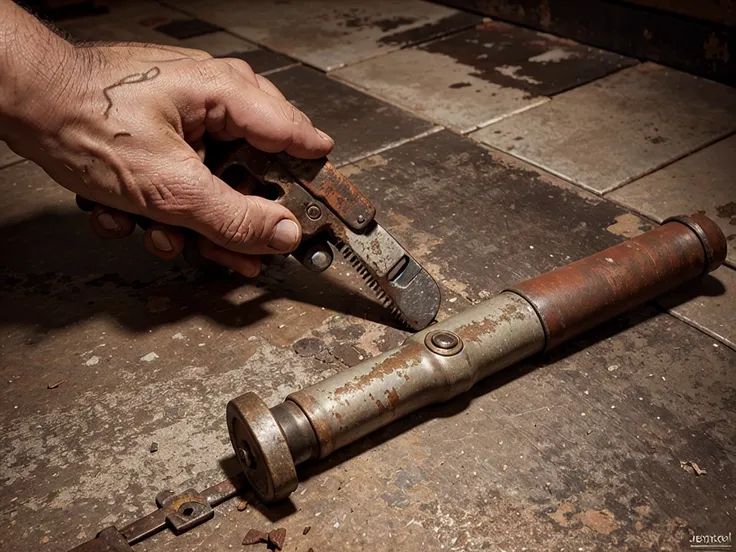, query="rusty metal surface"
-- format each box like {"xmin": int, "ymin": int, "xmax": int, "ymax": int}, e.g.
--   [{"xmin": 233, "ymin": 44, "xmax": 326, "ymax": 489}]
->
[
  {"xmin": 206, "ymin": 141, "xmax": 441, "ymax": 330},
  {"xmin": 609, "ymin": 134, "xmax": 736, "ymax": 268},
  {"xmin": 67, "ymin": 477, "xmax": 243, "ymax": 550},
  {"xmin": 275, "ymin": 154, "xmax": 376, "ymax": 232},
  {"xmin": 228, "ymin": 215, "xmax": 725, "ymax": 501},
  {"xmin": 508, "ymin": 215, "xmax": 727, "ymax": 350}
]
